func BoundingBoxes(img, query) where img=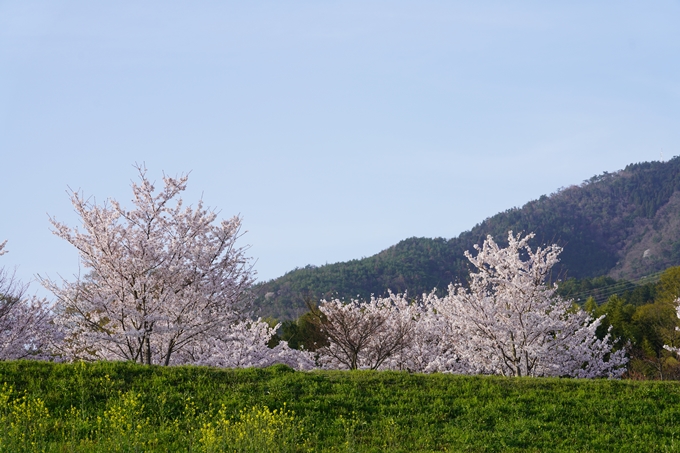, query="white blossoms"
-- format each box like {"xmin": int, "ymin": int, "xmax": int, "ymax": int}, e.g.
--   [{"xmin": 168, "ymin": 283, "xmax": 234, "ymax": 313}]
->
[
  {"xmin": 14, "ymin": 162, "xmax": 627, "ymax": 377},
  {"xmin": 41, "ymin": 166, "xmax": 312, "ymax": 370},
  {"xmin": 0, "ymin": 241, "xmax": 57, "ymax": 361},
  {"xmin": 314, "ymin": 232, "xmax": 627, "ymax": 378}
]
